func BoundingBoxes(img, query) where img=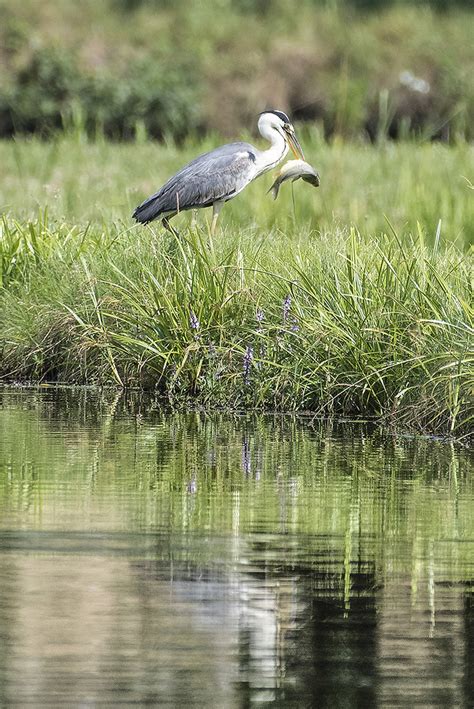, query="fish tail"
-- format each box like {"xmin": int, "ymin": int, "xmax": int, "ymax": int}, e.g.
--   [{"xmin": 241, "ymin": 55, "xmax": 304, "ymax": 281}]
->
[{"xmin": 267, "ymin": 184, "xmax": 279, "ymax": 200}]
